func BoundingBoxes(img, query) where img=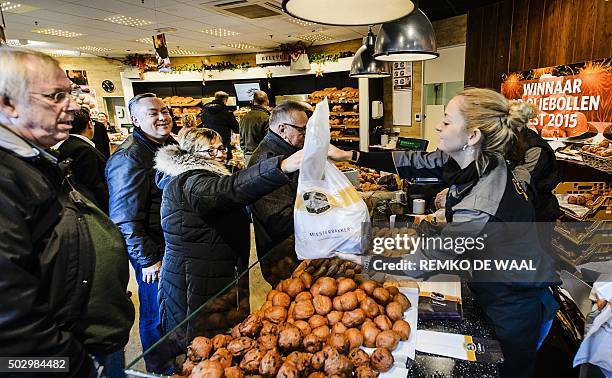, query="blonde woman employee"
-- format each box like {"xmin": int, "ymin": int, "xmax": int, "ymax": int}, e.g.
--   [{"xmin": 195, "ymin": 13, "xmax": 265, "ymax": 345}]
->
[{"xmin": 331, "ymin": 88, "xmax": 558, "ymax": 378}]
